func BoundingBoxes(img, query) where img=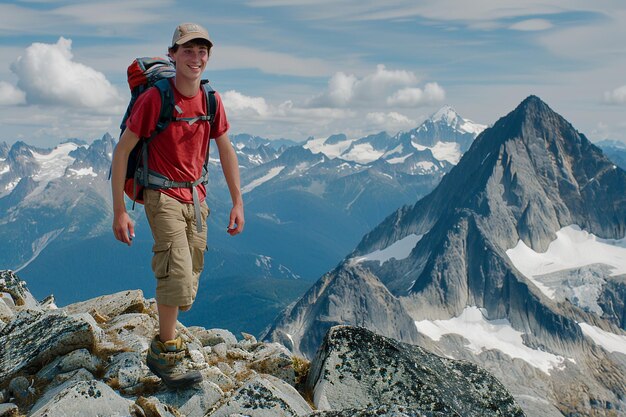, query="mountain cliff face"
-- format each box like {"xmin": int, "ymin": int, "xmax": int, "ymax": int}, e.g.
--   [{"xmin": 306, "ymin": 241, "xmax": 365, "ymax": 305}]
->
[{"xmin": 263, "ymin": 96, "xmax": 626, "ymax": 417}]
